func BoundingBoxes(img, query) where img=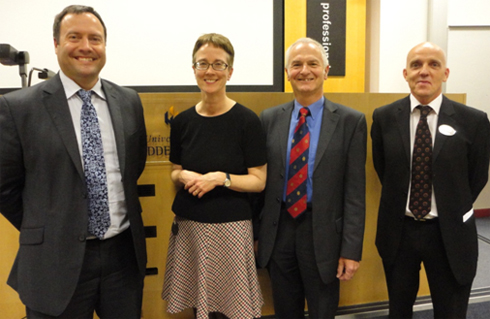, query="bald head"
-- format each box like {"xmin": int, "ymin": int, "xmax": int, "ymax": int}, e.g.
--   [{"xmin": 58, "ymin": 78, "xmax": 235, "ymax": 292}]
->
[{"xmin": 406, "ymin": 42, "xmax": 447, "ymax": 66}]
